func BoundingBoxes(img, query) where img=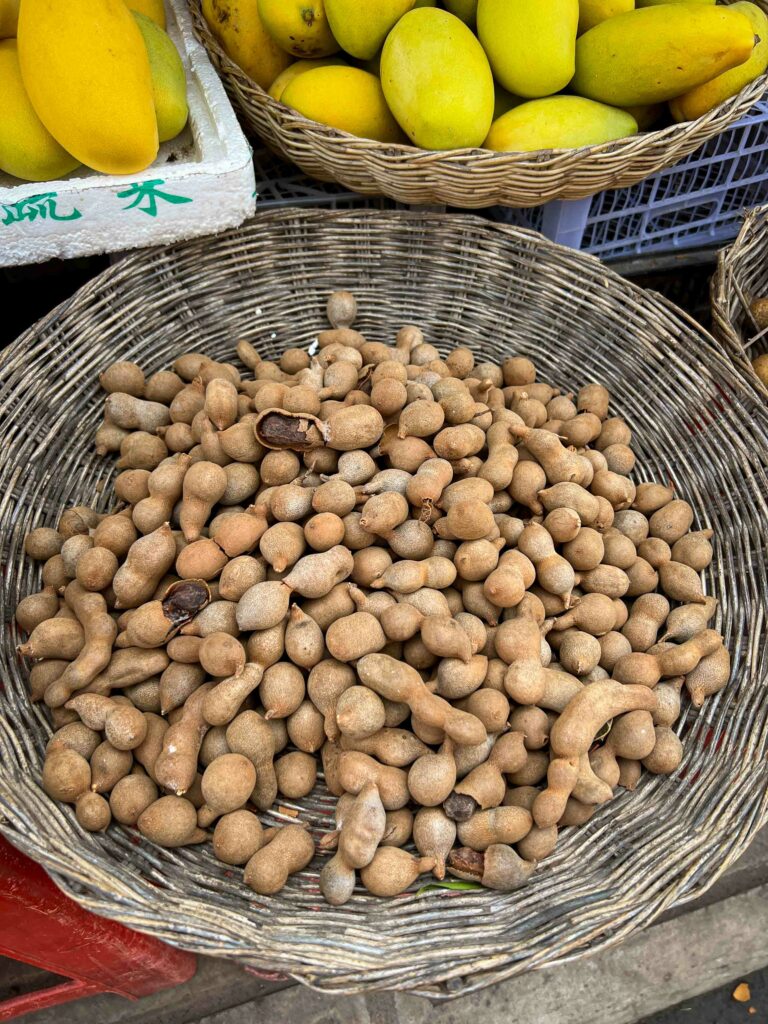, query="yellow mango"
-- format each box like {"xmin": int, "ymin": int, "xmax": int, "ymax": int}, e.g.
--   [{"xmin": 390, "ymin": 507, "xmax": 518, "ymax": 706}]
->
[
  {"xmin": 484, "ymin": 95, "xmax": 637, "ymax": 152},
  {"xmin": 669, "ymin": 2, "xmax": 768, "ymax": 121},
  {"xmin": 282, "ymin": 66, "xmax": 404, "ymax": 142},
  {"xmin": 572, "ymin": 5, "xmax": 755, "ymax": 106},
  {"xmin": 18, "ymin": 0, "xmax": 158, "ymax": 175},
  {"xmin": 258, "ymin": 0, "xmax": 339, "ymax": 58},
  {"xmin": 0, "ymin": 39, "xmax": 80, "ymax": 181},
  {"xmin": 0, "ymin": 0, "xmax": 20, "ymax": 38},
  {"xmin": 494, "ymin": 83, "xmax": 524, "ymax": 120},
  {"xmin": 381, "ymin": 8, "xmax": 494, "ymax": 149},
  {"xmin": 133, "ymin": 12, "xmax": 188, "ymax": 142},
  {"xmin": 202, "ymin": 0, "xmax": 290, "ymax": 89},
  {"xmin": 268, "ymin": 57, "xmax": 347, "ymax": 101},
  {"xmin": 477, "ymin": 0, "xmax": 579, "ymax": 99},
  {"xmin": 622, "ymin": 102, "xmax": 664, "ymax": 129},
  {"xmin": 578, "ymin": 0, "xmax": 634, "ymax": 35},
  {"xmin": 125, "ymin": 0, "xmax": 167, "ymax": 28},
  {"xmin": 444, "ymin": 0, "xmax": 477, "ymax": 26},
  {"xmin": 325, "ymin": 0, "xmax": 415, "ymax": 60}
]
